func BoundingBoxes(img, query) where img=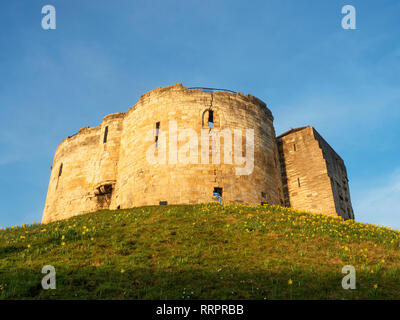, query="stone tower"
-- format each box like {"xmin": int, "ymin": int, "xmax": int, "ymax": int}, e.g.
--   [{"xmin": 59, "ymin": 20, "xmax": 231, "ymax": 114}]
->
[
  {"xmin": 277, "ymin": 126, "xmax": 354, "ymax": 219},
  {"xmin": 42, "ymin": 84, "xmax": 284, "ymax": 223},
  {"xmin": 42, "ymin": 84, "xmax": 354, "ymax": 223}
]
